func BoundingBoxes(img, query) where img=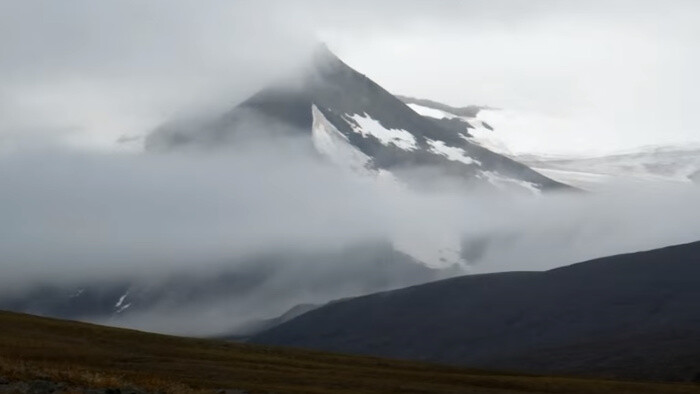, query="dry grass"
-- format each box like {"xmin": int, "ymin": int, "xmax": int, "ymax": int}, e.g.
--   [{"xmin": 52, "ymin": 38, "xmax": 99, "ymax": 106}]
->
[
  {"xmin": 0, "ymin": 311, "xmax": 698, "ymax": 393},
  {"xmin": 0, "ymin": 356, "xmax": 198, "ymax": 393}
]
